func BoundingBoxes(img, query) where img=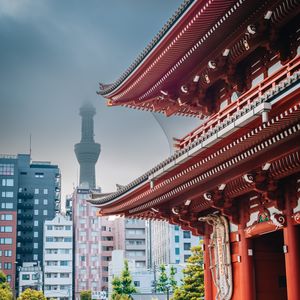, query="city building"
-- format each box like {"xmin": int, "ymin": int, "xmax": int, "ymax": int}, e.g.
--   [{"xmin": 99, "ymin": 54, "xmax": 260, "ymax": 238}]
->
[
  {"xmin": 65, "ymin": 195, "xmax": 72, "ymax": 219},
  {"xmin": 108, "ymin": 250, "xmax": 185, "ymax": 297},
  {"xmin": 18, "ymin": 262, "xmax": 43, "ymax": 295},
  {"xmin": 91, "ymin": 0, "xmax": 300, "ymax": 299},
  {"xmin": 124, "ymin": 218, "xmax": 148, "ymax": 269},
  {"xmin": 74, "ymin": 103, "xmax": 100, "ymax": 189},
  {"xmin": 0, "ymin": 153, "xmax": 60, "ymax": 293},
  {"xmin": 149, "ymin": 220, "xmax": 200, "ymax": 266},
  {"xmin": 43, "ymin": 214, "xmax": 72, "ymax": 300},
  {"xmin": 0, "ymin": 155, "xmax": 18, "ymax": 291},
  {"xmin": 72, "ymin": 188, "xmax": 115, "ymax": 300},
  {"xmin": 73, "ymin": 102, "xmax": 116, "ymax": 298},
  {"xmin": 16, "ymin": 154, "xmax": 61, "ymax": 266}
]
